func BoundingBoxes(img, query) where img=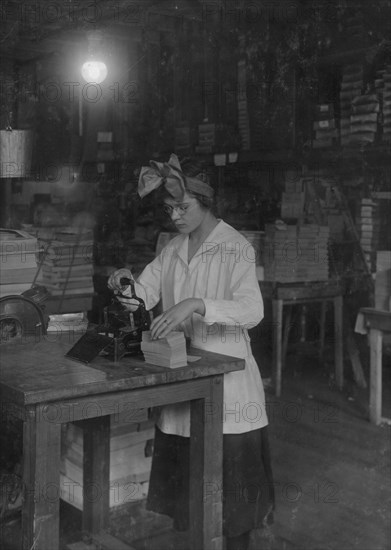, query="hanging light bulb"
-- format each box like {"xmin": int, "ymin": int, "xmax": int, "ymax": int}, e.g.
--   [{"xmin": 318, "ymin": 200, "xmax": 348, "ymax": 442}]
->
[
  {"xmin": 81, "ymin": 60, "xmax": 108, "ymax": 84},
  {"xmin": 81, "ymin": 31, "xmax": 108, "ymax": 84}
]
